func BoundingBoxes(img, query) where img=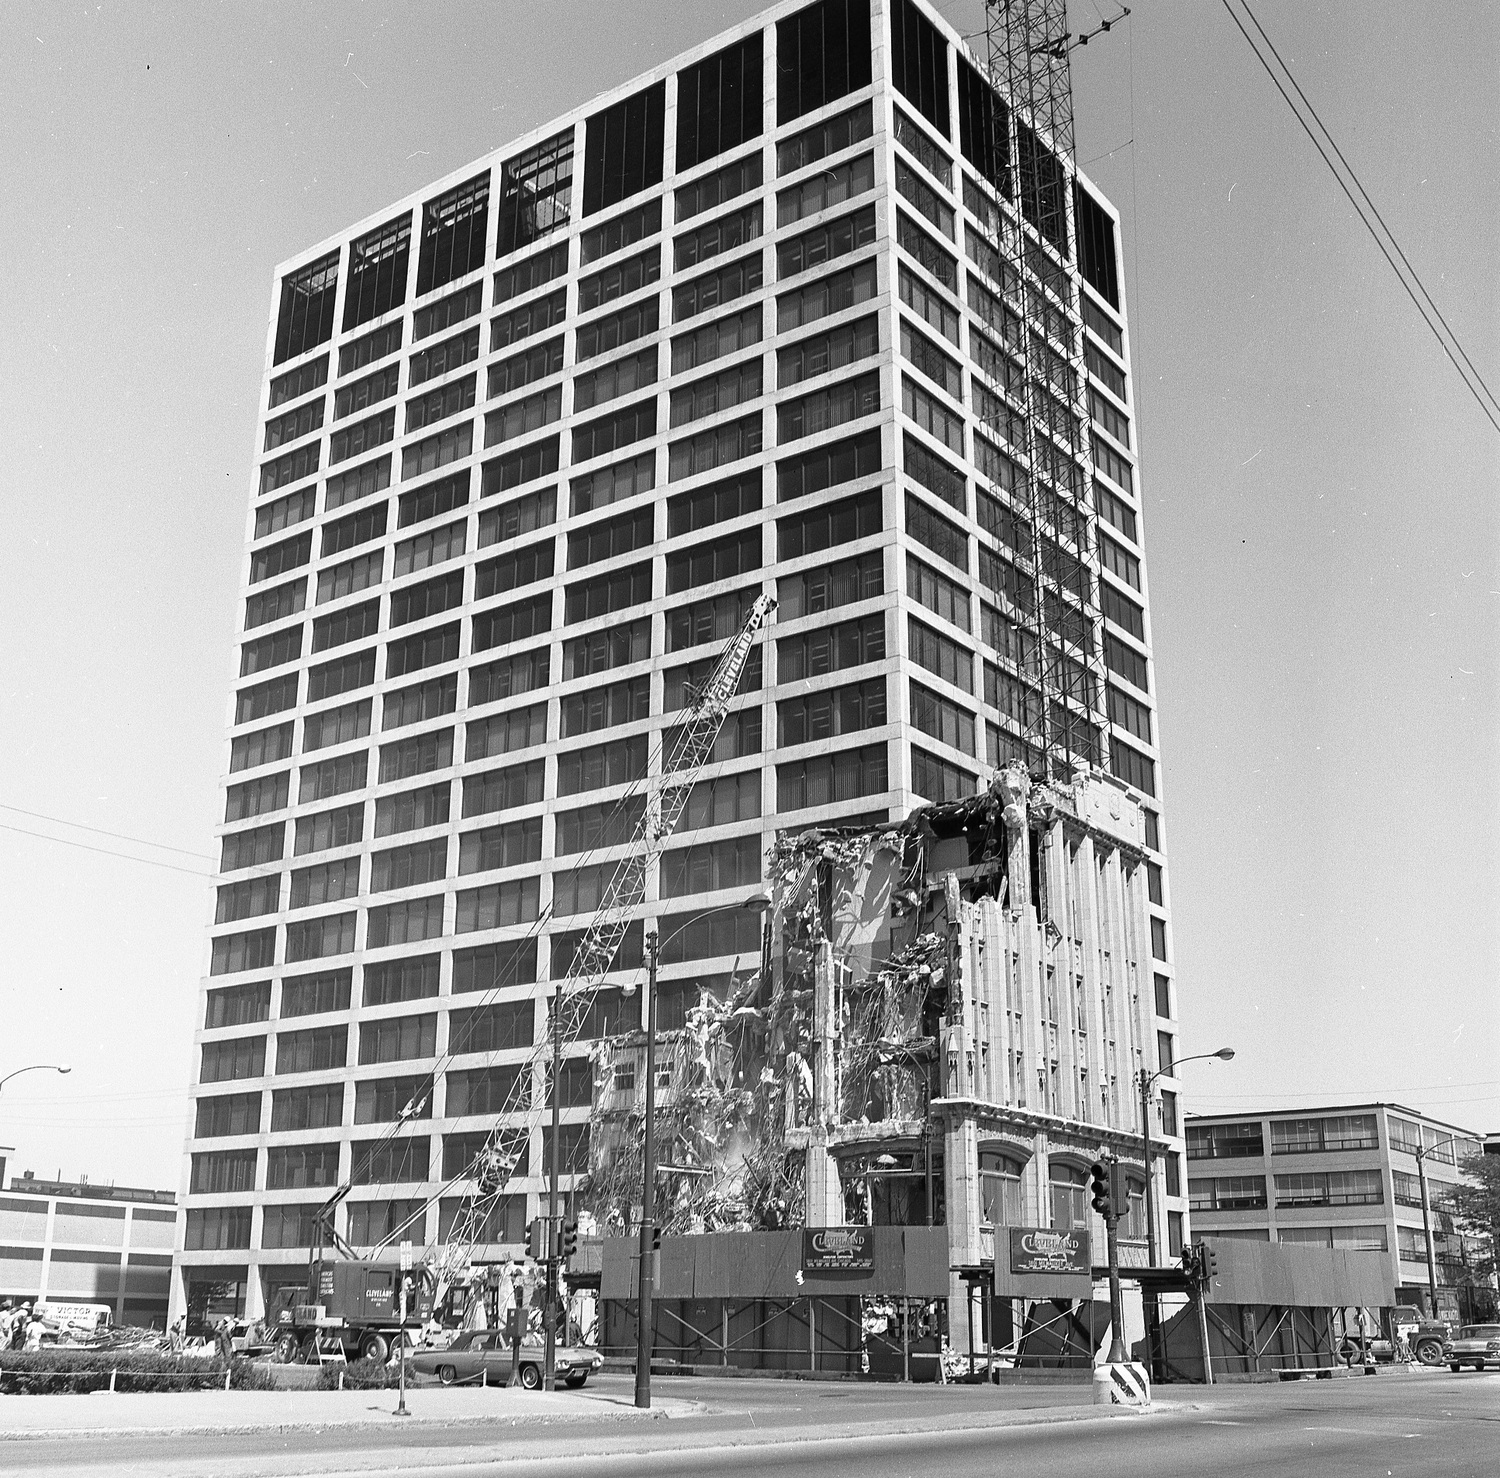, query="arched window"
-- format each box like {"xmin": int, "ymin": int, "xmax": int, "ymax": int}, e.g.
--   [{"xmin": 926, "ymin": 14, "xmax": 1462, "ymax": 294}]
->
[
  {"xmin": 979, "ymin": 1151, "xmax": 1023, "ymax": 1227},
  {"xmin": 1123, "ymin": 1177, "xmax": 1147, "ymax": 1240},
  {"xmin": 1049, "ymin": 1162, "xmax": 1088, "ymax": 1230}
]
